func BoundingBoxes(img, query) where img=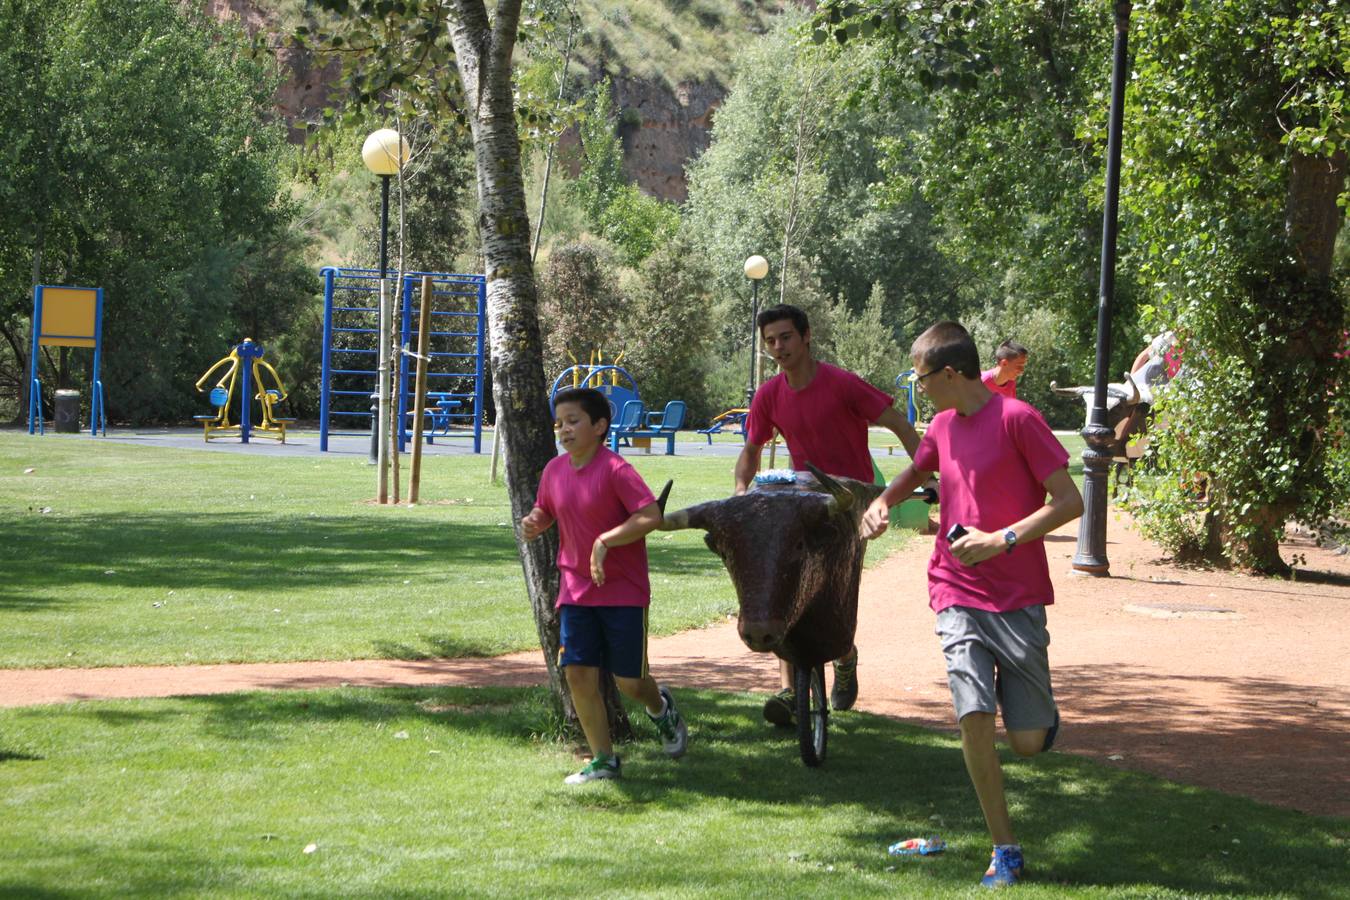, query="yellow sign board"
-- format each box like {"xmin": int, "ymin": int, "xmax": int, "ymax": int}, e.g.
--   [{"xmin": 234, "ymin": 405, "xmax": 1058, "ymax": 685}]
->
[{"xmin": 38, "ymin": 287, "xmax": 98, "ymax": 348}]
